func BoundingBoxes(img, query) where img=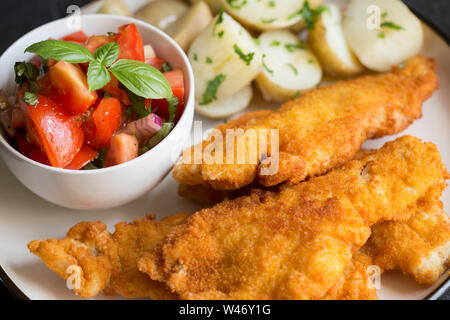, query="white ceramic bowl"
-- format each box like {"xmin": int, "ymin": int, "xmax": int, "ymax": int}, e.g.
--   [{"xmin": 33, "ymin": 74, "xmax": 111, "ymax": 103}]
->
[{"xmin": 0, "ymin": 14, "xmax": 194, "ymax": 210}]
